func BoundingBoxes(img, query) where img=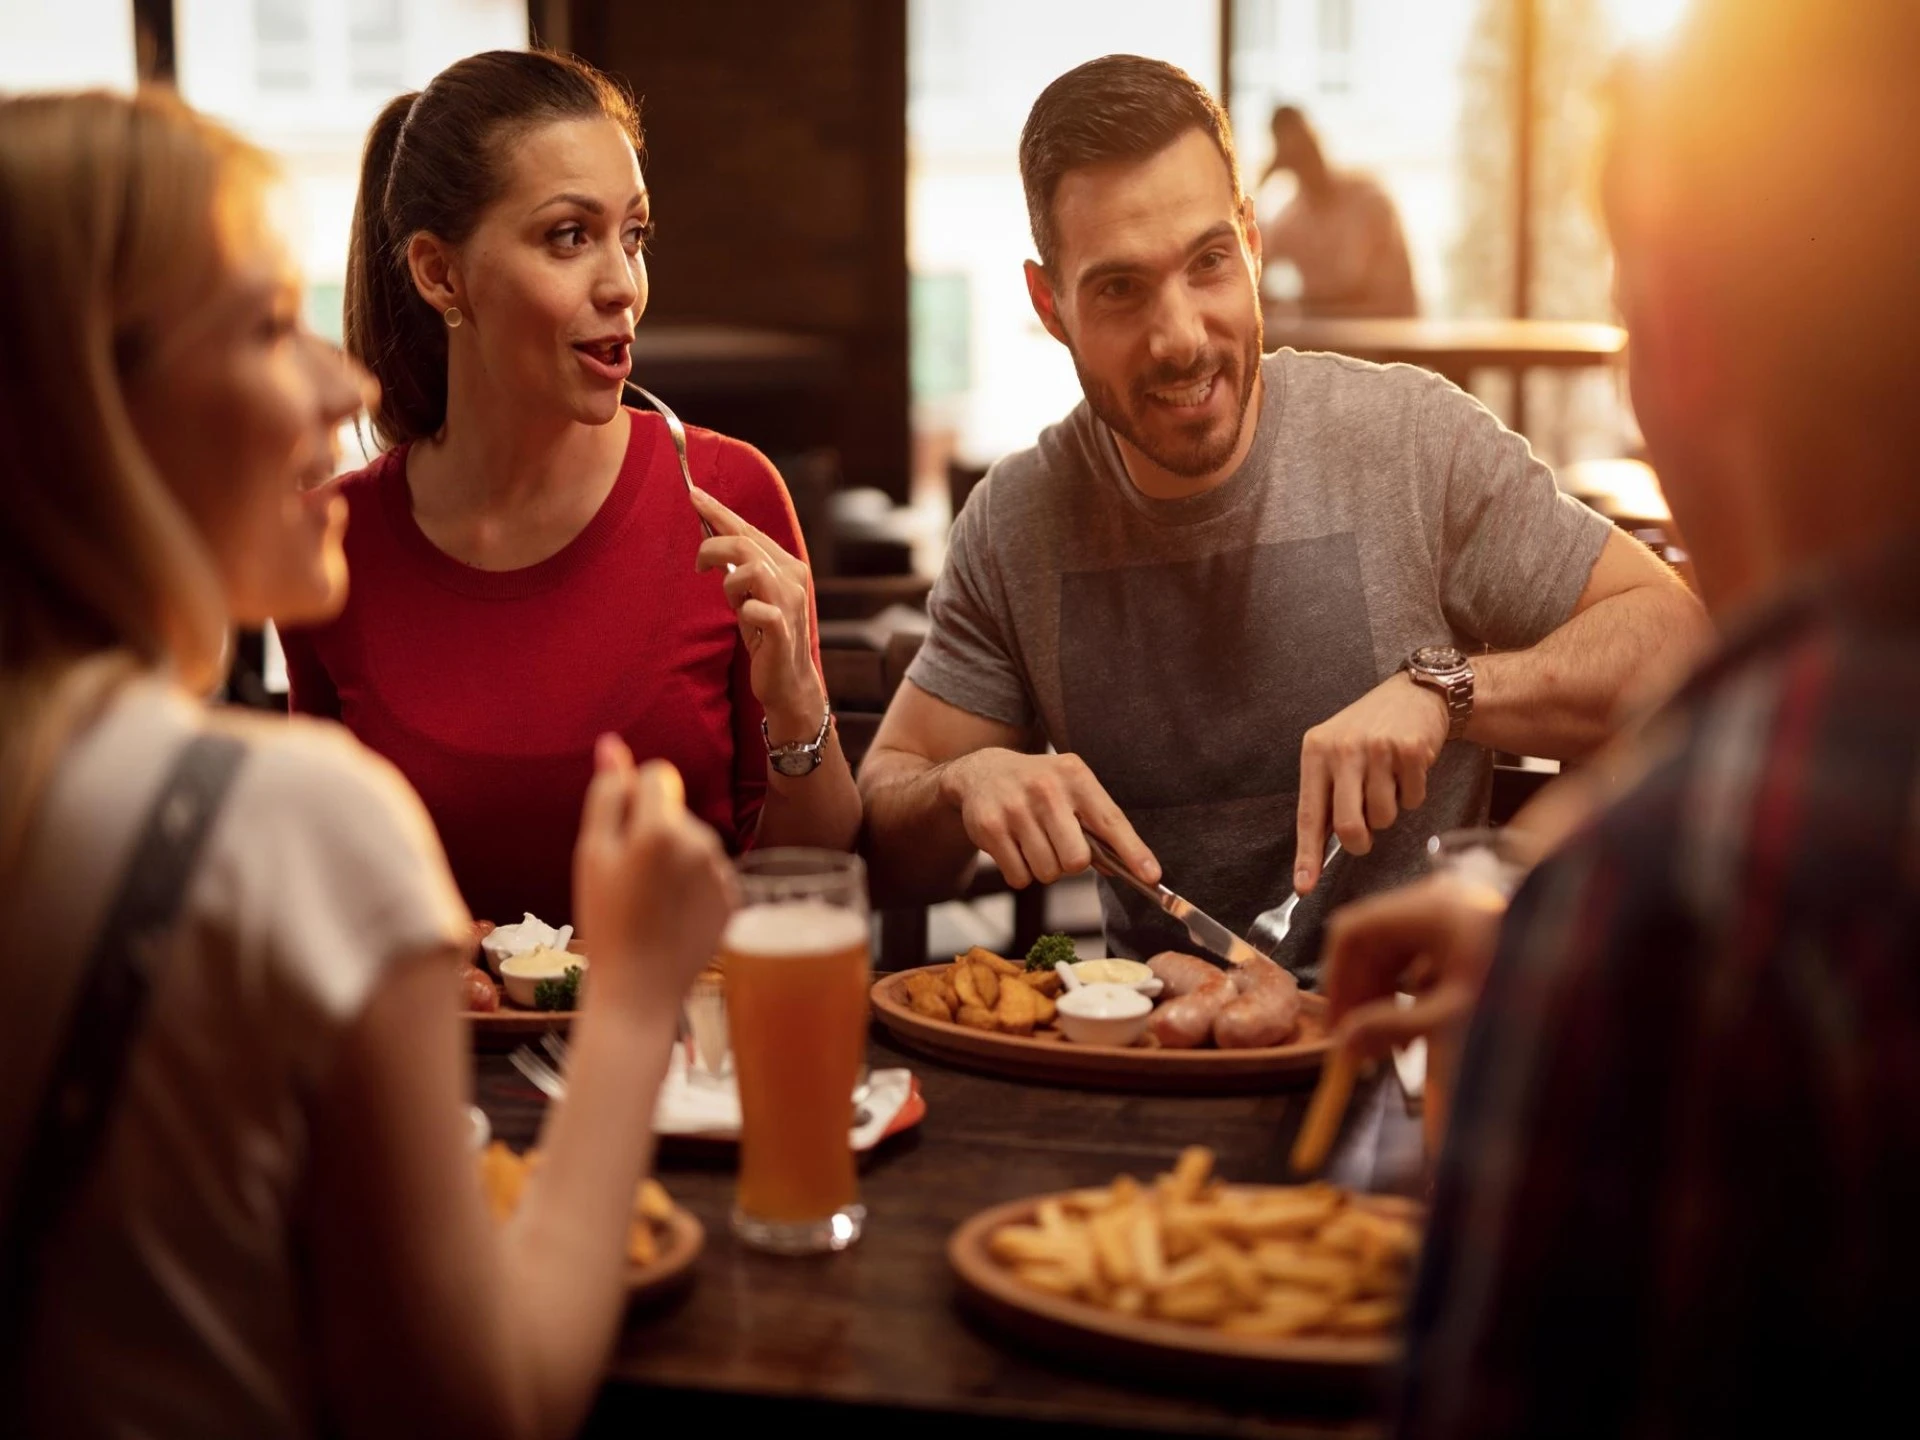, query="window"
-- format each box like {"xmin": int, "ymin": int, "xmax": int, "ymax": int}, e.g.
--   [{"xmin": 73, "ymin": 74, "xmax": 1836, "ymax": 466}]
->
[
  {"xmin": 253, "ymin": 0, "xmax": 314, "ymax": 93},
  {"xmin": 1316, "ymin": 0, "xmax": 1354, "ymax": 92},
  {"xmin": 348, "ymin": 0, "xmax": 405, "ymax": 93}
]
